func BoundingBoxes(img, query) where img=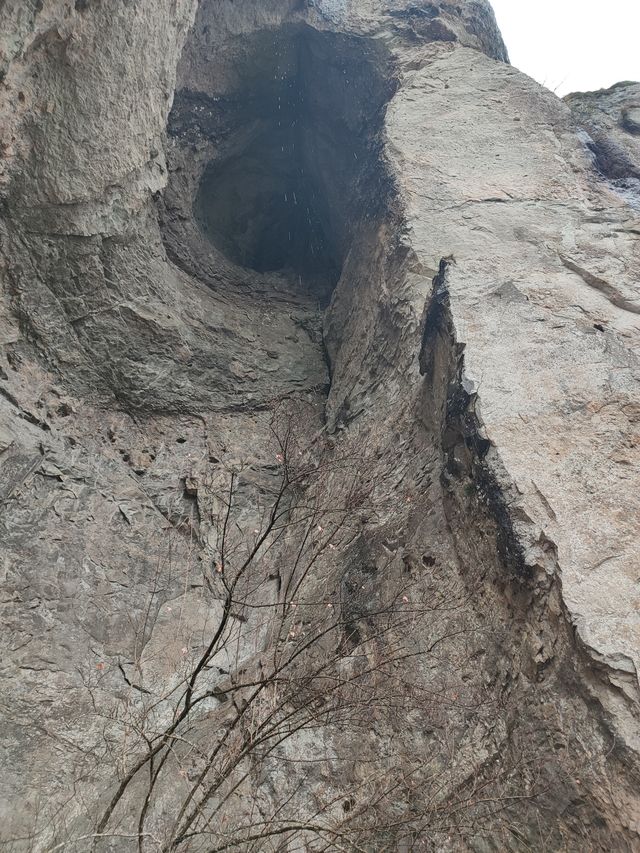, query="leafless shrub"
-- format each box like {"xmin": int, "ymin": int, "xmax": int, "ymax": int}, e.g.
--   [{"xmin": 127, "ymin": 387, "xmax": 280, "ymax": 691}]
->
[{"xmin": 11, "ymin": 405, "xmax": 543, "ymax": 853}]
